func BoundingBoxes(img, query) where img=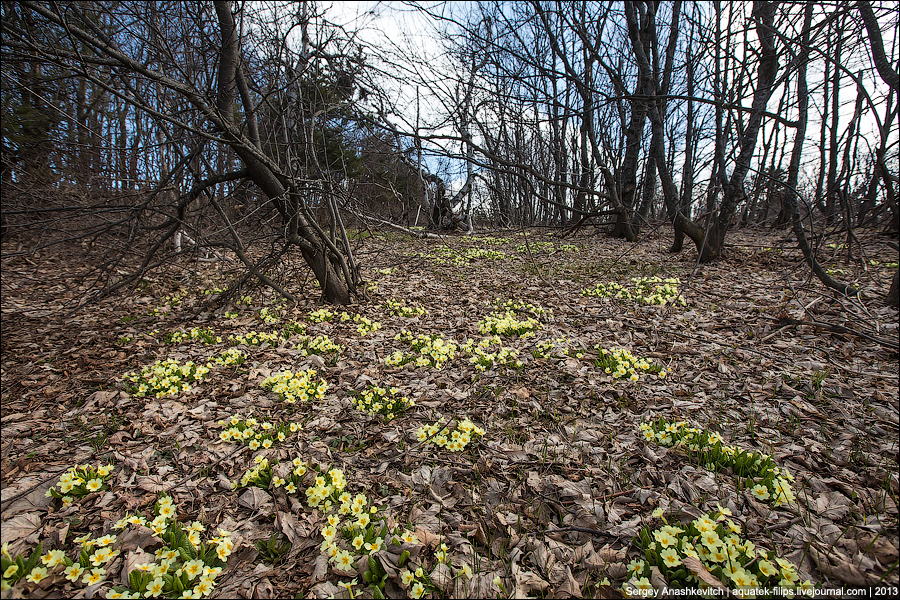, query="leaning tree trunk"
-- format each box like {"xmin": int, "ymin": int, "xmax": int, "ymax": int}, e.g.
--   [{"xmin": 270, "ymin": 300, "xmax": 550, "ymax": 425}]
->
[
  {"xmin": 704, "ymin": 0, "xmax": 779, "ymax": 262},
  {"xmin": 214, "ymin": 1, "xmax": 357, "ymax": 304},
  {"xmin": 888, "ymin": 270, "xmax": 899, "ymax": 309}
]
